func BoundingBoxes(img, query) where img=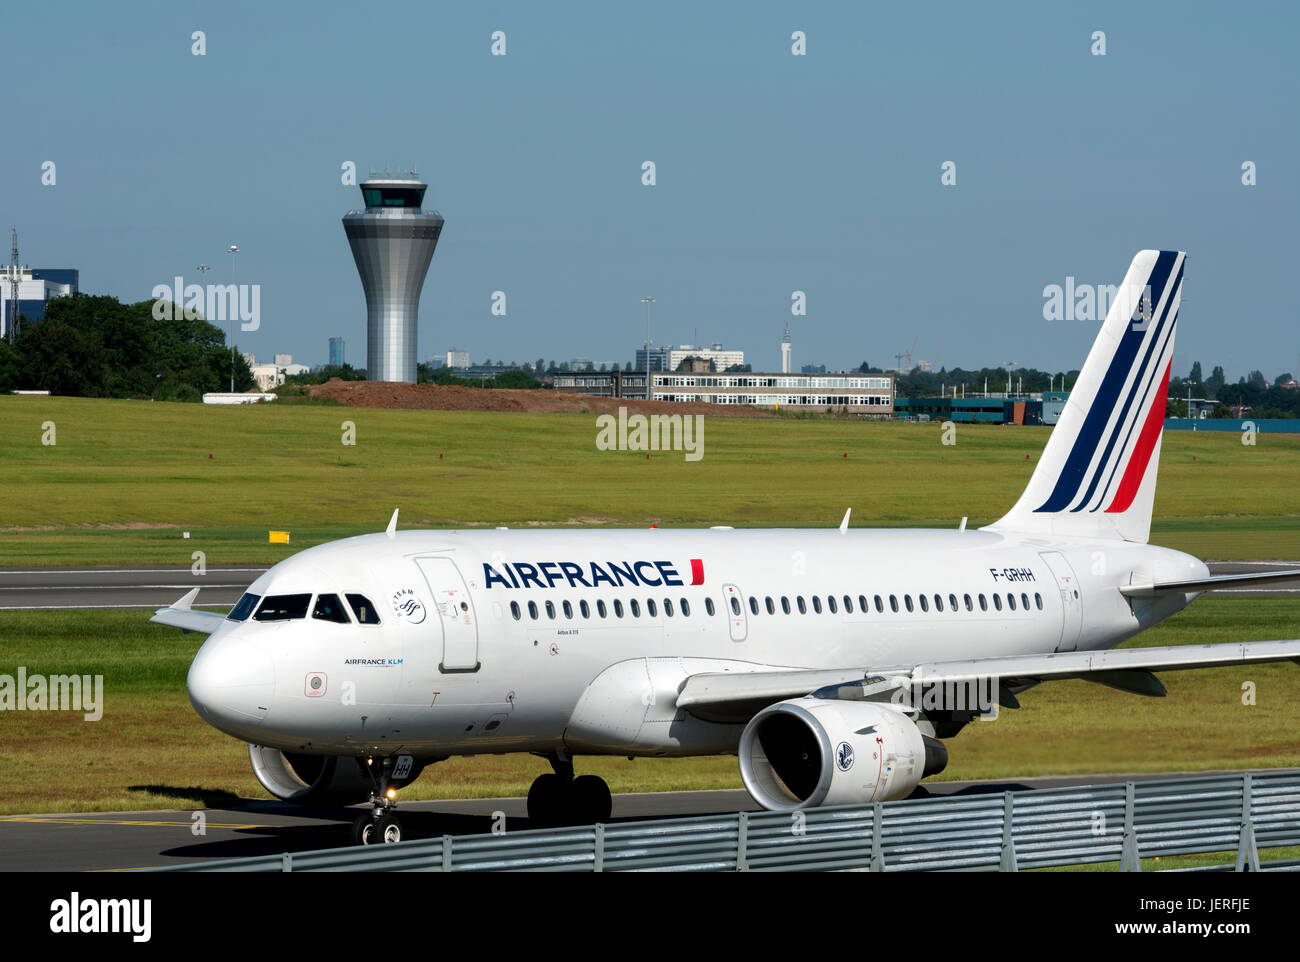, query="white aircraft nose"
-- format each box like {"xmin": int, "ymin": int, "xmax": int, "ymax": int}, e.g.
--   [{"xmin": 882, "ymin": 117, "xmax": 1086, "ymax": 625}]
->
[{"xmin": 187, "ymin": 638, "xmax": 275, "ymax": 734}]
